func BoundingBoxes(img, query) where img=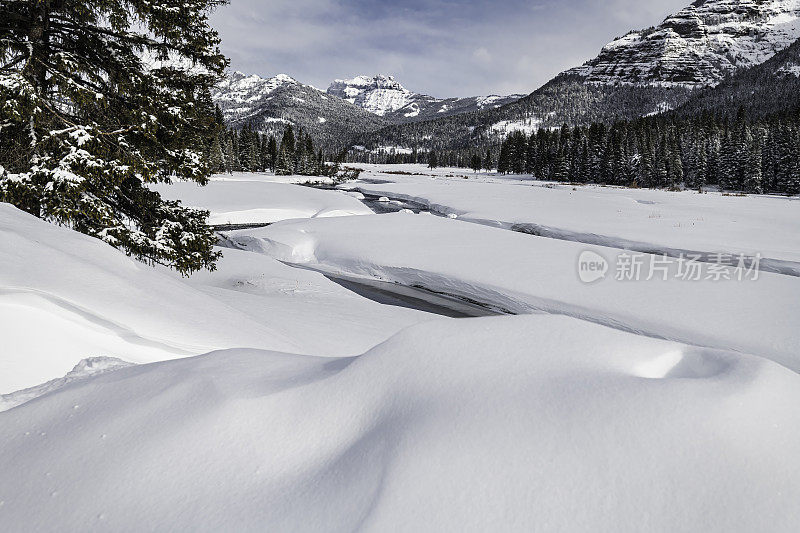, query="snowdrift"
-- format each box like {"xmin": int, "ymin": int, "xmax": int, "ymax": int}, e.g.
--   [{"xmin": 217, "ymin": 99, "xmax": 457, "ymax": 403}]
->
[
  {"xmin": 1, "ymin": 316, "xmax": 799, "ymax": 532},
  {"xmin": 0, "ymin": 204, "xmax": 428, "ymax": 393},
  {"xmin": 235, "ymin": 213, "xmax": 800, "ymax": 372},
  {"xmin": 0, "ymin": 203, "xmax": 301, "ymax": 393},
  {"xmin": 152, "ymin": 175, "xmax": 372, "ymax": 225}
]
